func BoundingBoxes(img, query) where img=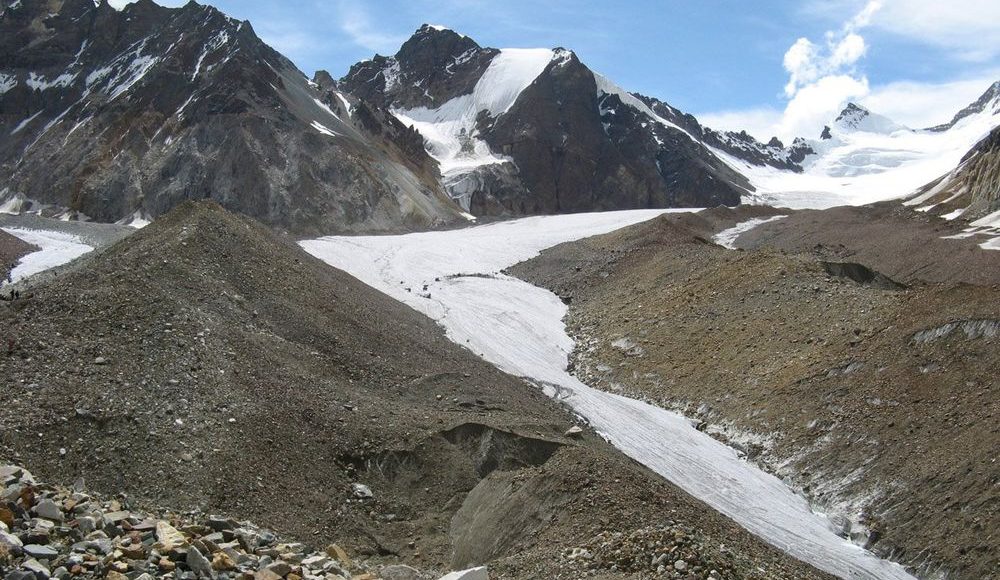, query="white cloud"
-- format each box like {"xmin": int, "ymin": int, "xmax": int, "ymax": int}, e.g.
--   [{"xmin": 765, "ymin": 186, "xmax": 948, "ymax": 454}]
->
[
  {"xmin": 830, "ymin": 32, "xmax": 866, "ymax": 69},
  {"xmin": 698, "ymin": 107, "xmax": 784, "ymax": 142},
  {"xmin": 860, "ymin": 75, "xmax": 1000, "ymax": 128},
  {"xmin": 336, "ymin": 0, "xmax": 408, "ymax": 54},
  {"xmin": 804, "ymin": 0, "xmax": 1000, "ymax": 62},
  {"xmin": 700, "ymin": 1, "xmax": 999, "ymax": 141},
  {"xmin": 779, "ymin": 74, "xmax": 870, "ymax": 139},
  {"xmin": 872, "ymin": 0, "xmax": 1000, "ymax": 62},
  {"xmin": 767, "ymin": 1, "xmax": 880, "ymax": 140}
]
